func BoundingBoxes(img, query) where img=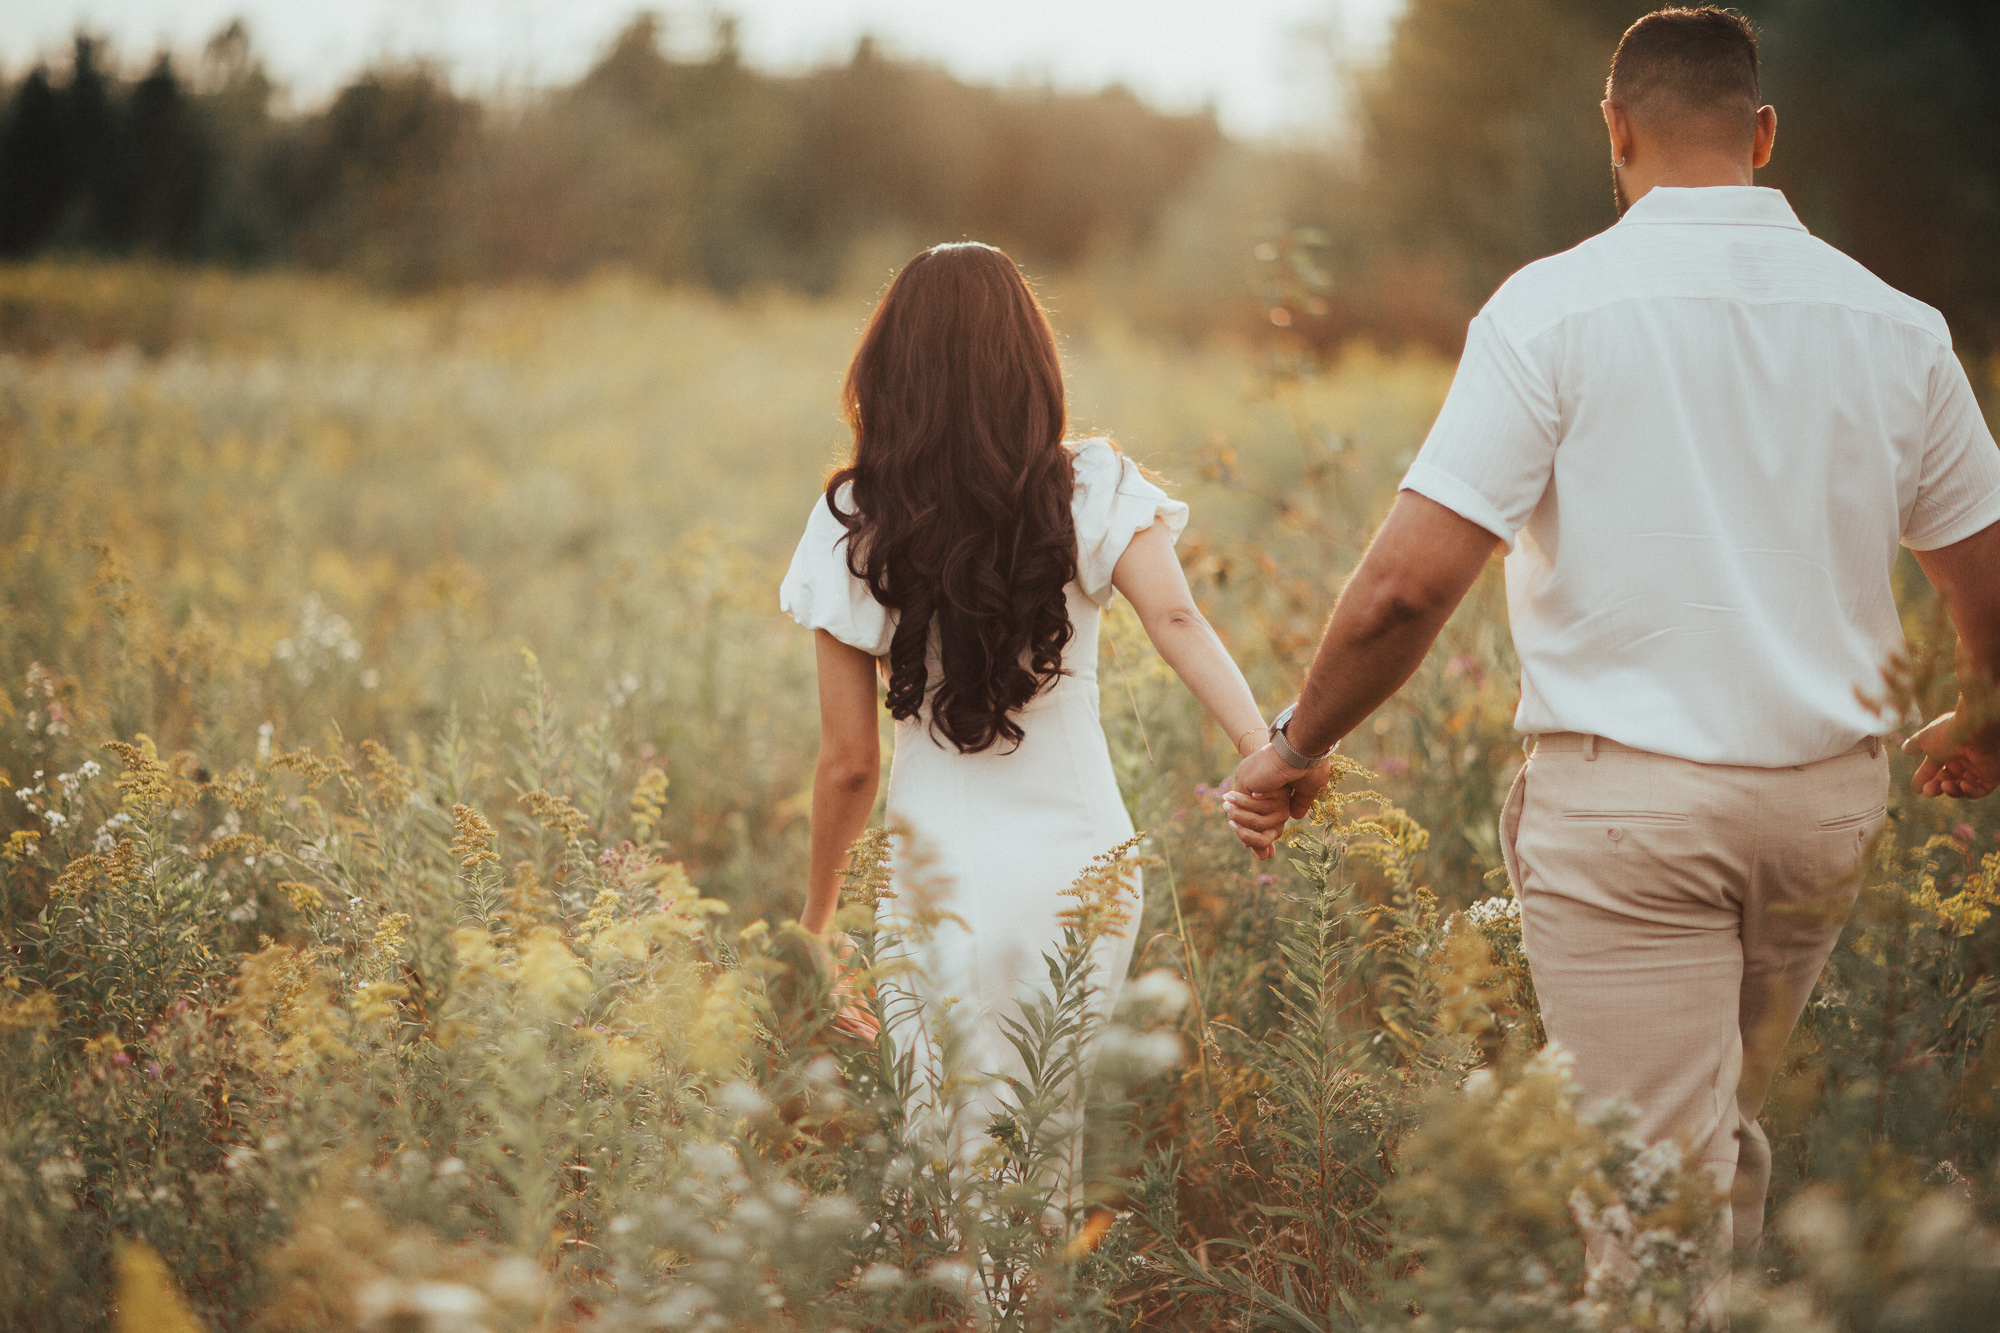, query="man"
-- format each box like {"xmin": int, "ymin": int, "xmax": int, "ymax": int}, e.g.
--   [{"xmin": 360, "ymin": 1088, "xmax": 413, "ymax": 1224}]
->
[{"xmin": 1226, "ymin": 4, "xmax": 2000, "ymax": 1271}]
